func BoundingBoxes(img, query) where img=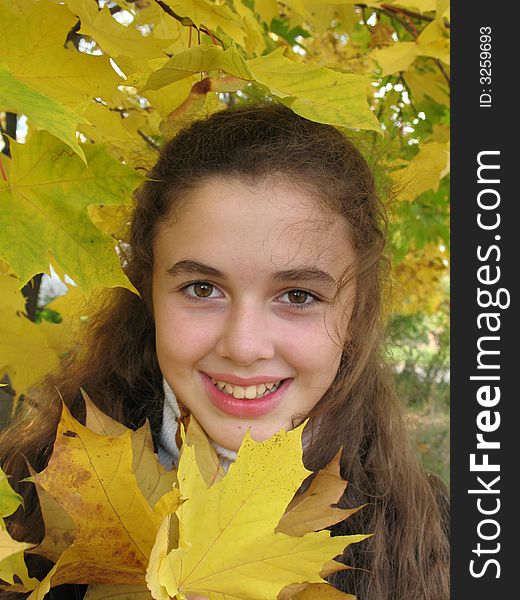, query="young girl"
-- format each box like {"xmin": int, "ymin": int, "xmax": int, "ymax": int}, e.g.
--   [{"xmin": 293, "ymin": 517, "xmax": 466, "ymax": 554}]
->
[{"xmin": 1, "ymin": 104, "xmax": 449, "ymax": 599}]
